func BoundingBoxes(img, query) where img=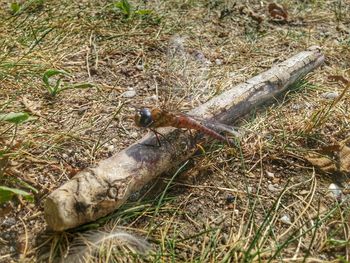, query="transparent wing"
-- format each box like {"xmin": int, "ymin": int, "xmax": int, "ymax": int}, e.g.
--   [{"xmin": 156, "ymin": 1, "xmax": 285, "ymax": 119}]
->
[
  {"xmin": 201, "ymin": 120, "xmax": 244, "ymax": 138},
  {"xmin": 182, "ymin": 113, "xmax": 246, "ymax": 138}
]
